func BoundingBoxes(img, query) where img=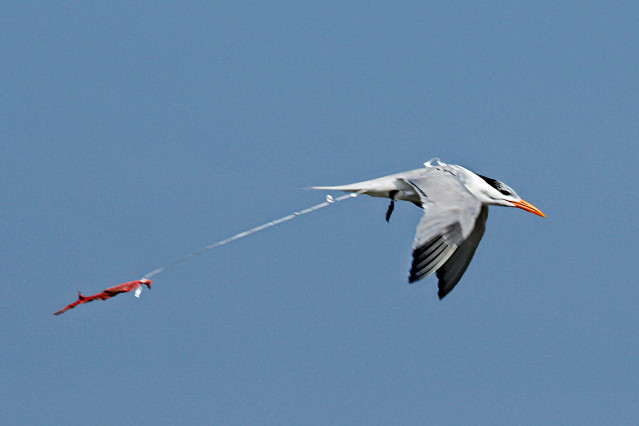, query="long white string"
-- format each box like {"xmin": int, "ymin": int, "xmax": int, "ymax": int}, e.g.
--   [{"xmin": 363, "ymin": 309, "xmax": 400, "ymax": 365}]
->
[{"xmin": 141, "ymin": 192, "xmax": 360, "ymax": 279}]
